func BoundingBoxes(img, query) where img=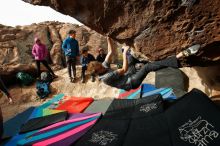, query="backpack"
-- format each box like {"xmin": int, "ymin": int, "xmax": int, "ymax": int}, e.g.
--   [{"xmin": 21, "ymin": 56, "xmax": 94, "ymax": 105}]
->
[
  {"xmin": 36, "ymin": 81, "xmax": 51, "ymax": 99},
  {"xmin": 16, "ymin": 72, "xmax": 34, "ymax": 86},
  {"xmin": 40, "ymin": 72, "xmax": 53, "ymax": 83}
]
